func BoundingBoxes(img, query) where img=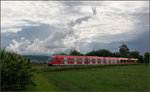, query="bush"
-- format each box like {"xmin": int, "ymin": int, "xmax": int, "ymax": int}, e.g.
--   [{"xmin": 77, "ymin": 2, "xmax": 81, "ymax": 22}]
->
[
  {"xmin": 144, "ymin": 52, "xmax": 150, "ymax": 63},
  {"xmin": 1, "ymin": 49, "xmax": 33, "ymax": 91}
]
